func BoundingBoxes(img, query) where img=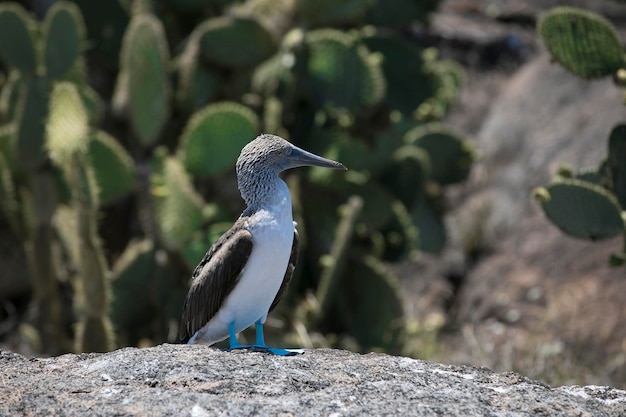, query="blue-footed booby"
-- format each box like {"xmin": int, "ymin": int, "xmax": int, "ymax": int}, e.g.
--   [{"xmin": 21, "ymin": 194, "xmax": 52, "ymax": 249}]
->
[{"xmin": 178, "ymin": 134, "xmax": 346, "ymax": 356}]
